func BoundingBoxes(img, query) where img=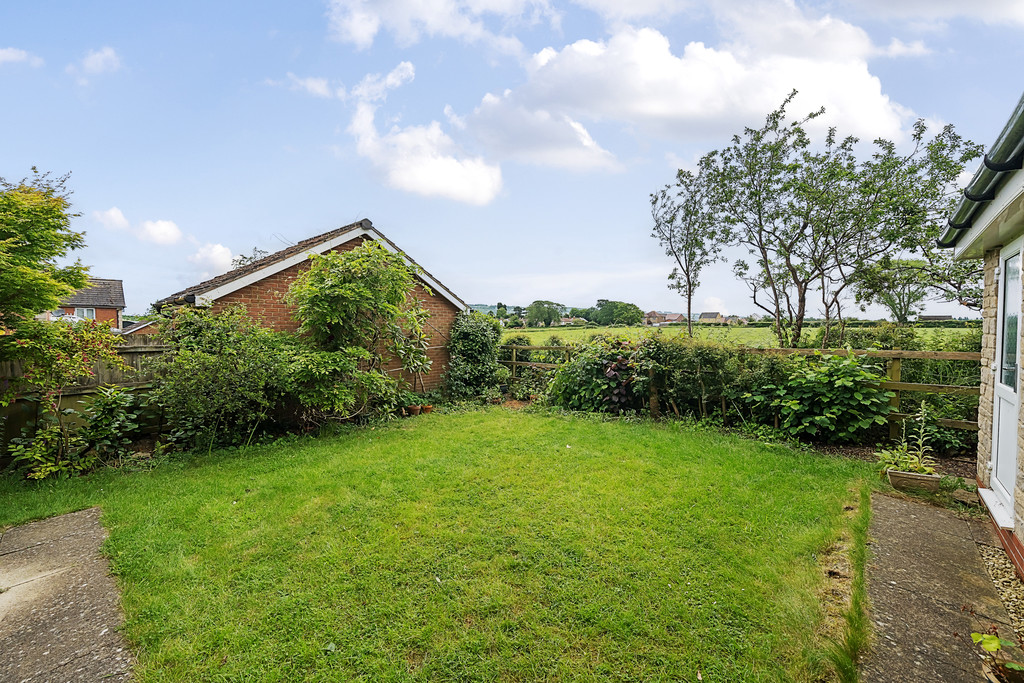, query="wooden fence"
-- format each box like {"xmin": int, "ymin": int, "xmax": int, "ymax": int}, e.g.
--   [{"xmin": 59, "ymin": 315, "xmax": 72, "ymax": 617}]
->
[
  {"xmin": 499, "ymin": 344, "xmax": 982, "ymax": 435},
  {"xmin": 0, "ymin": 335, "xmax": 168, "ymax": 397}
]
